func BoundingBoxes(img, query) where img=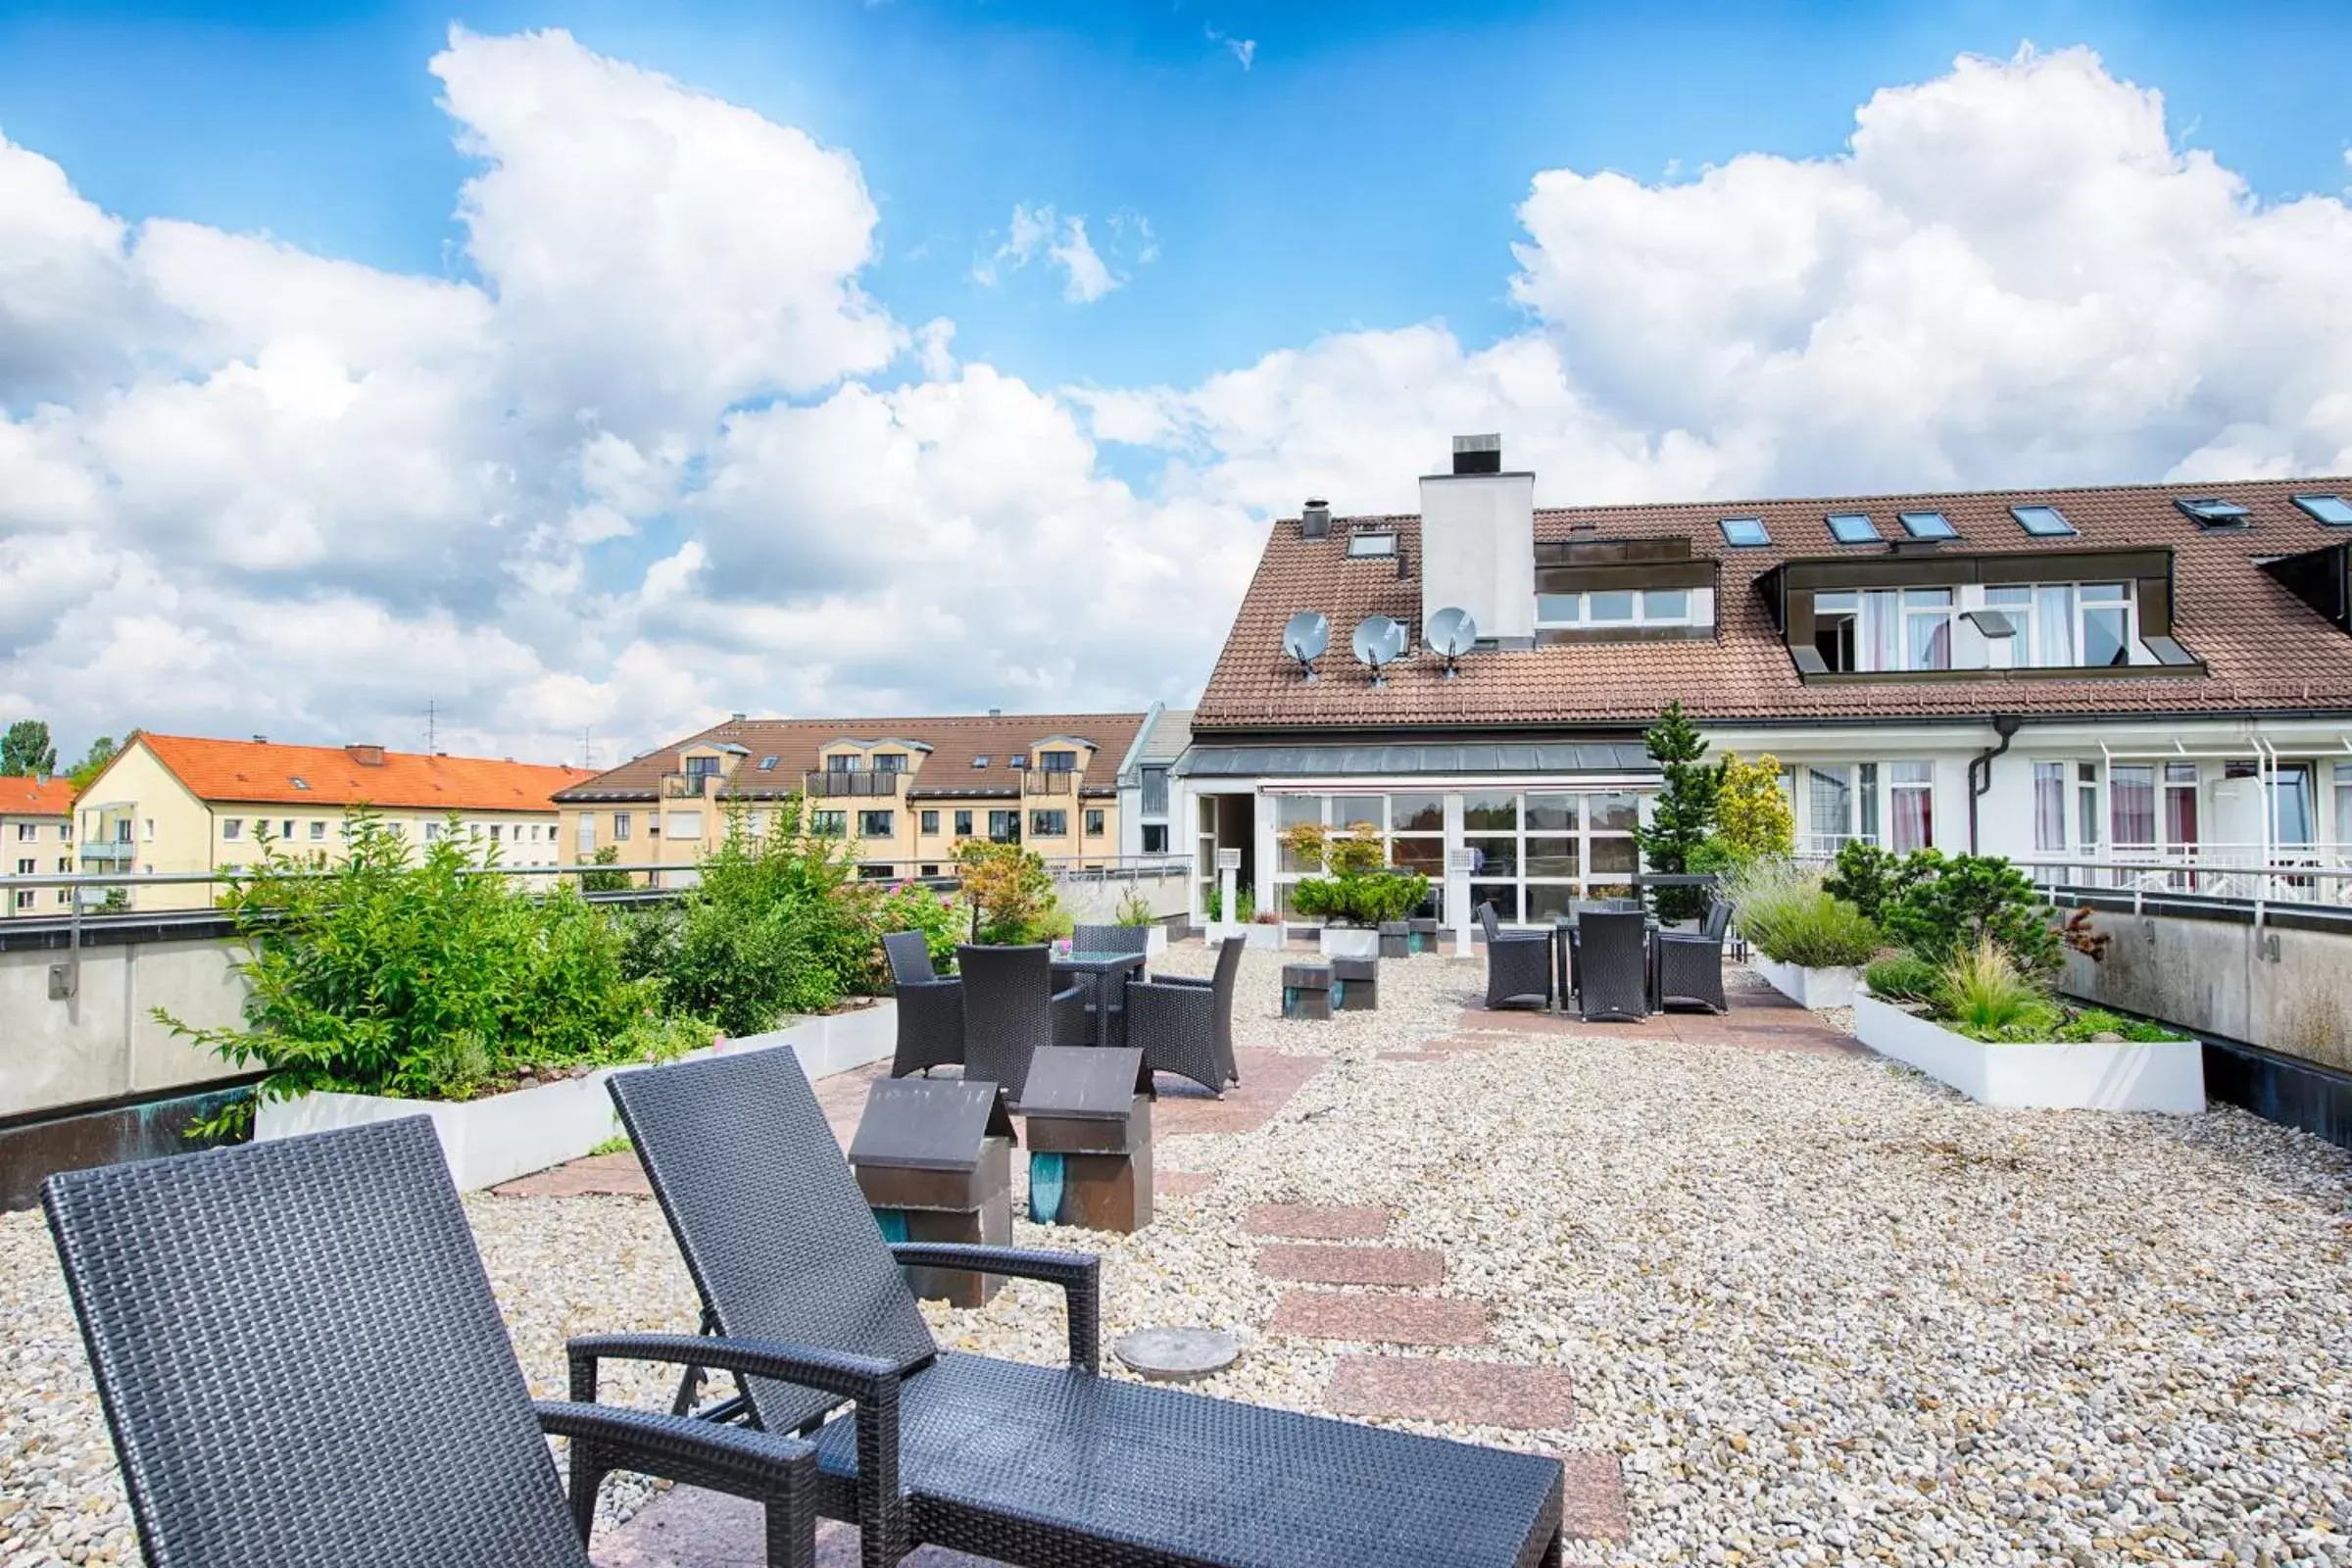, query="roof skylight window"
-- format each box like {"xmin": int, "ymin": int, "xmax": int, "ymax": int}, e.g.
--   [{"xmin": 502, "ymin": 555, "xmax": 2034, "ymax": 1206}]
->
[
  {"xmin": 1718, "ymin": 516, "xmax": 1771, "ymax": 548},
  {"xmin": 1825, "ymin": 513, "xmax": 1881, "ymax": 545},
  {"xmin": 758, "ymin": 755, "xmax": 778, "ymax": 770},
  {"xmin": 2011, "ymin": 505, "xmax": 2076, "ymax": 538},
  {"xmin": 2292, "ymin": 493, "xmax": 2352, "ymax": 526},
  {"xmin": 971, "ymin": 755, "xmax": 991, "ymax": 767},
  {"xmin": 2176, "ymin": 497, "xmax": 2251, "ymax": 528},
  {"xmin": 1347, "ymin": 530, "xmax": 1397, "ymax": 559},
  {"xmin": 1898, "ymin": 511, "xmax": 1957, "ymax": 540},
  {"xmin": 290, "ymin": 777, "xmax": 310, "ymax": 790}
]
